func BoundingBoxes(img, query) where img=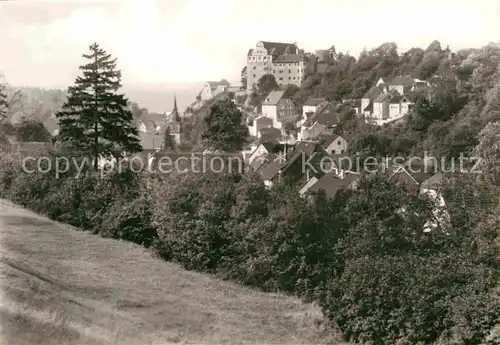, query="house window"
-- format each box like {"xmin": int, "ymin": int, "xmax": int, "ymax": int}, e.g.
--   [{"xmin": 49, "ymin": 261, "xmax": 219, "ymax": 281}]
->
[
  {"xmin": 253, "ymin": 74, "xmax": 256, "ymax": 78},
  {"xmin": 279, "ymin": 77, "xmax": 283, "ymax": 80},
  {"xmin": 337, "ymin": 140, "xmax": 341, "ymax": 145},
  {"xmin": 288, "ymin": 69, "xmax": 291, "ymax": 73},
  {"xmin": 341, "ymin": 149, "xmax": 344, "ymax": 154}
]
